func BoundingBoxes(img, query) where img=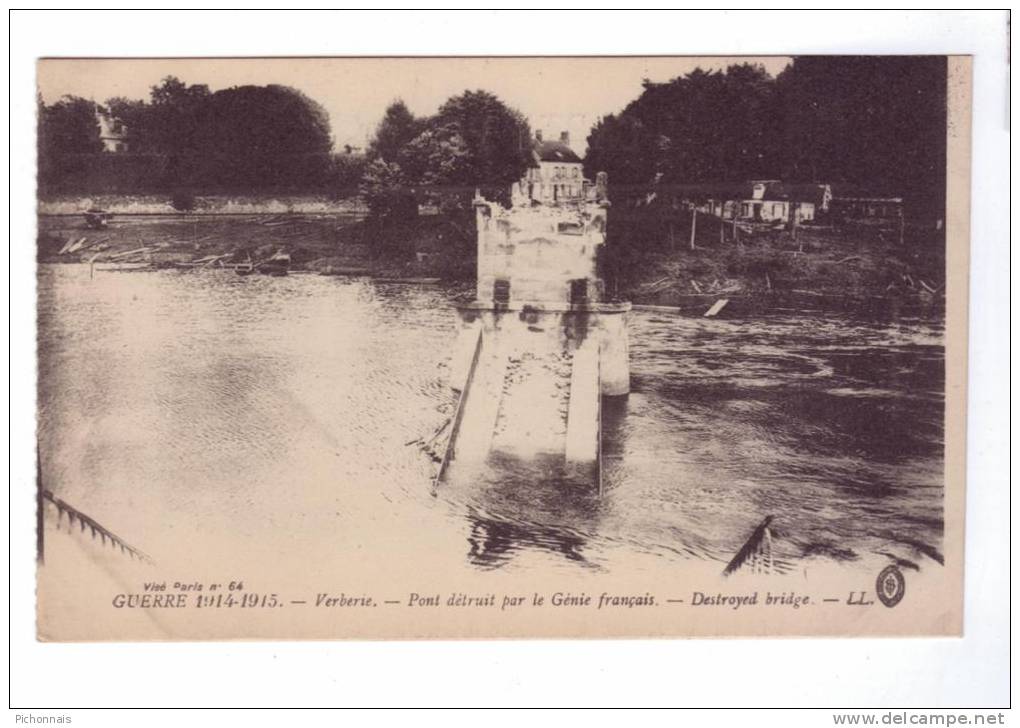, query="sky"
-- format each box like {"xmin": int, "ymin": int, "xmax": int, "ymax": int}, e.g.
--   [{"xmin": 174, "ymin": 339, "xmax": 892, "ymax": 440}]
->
[{"xmin": 38, "ymin": 56, "xmax": 791, "ymax": 154}]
